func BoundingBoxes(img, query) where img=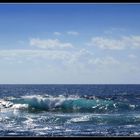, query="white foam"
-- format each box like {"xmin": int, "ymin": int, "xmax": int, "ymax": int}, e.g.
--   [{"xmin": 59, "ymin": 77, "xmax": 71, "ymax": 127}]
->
[
  {"xmin": 133, "ymin": 132, "xmax": 140, "ymax": 136},
  {"xmin": 11, "ymin": 104, "xmax": 29, "ymax": 109},
  {"xmin": 124, "ymin": 124, "xmax": 135, "ymax": 128},
  {"xmin": 92, "ymin": 104, "xmax": 100, "ymax": 109},
  {"xmin": 23, "ymin": 118, "xmax": 38, "ymax": 129},
  {"xmin": 129, "ymin": 104, "xmax": 135, "ymax": 109},
  {"xmin": 68, "ymin": 115, "xmax": 92, "ymax": 123},
  {"xmin": 0, "ymin": 100, "xmax": 13, "ymax": 108}
]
